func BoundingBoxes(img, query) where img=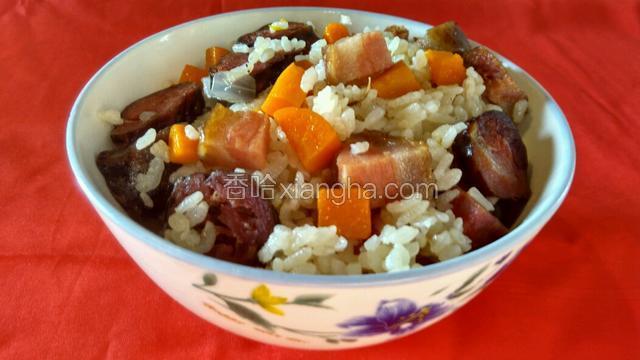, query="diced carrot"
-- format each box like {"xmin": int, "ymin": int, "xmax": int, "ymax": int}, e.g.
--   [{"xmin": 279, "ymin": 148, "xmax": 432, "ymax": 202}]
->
[
  {"xmin": 273, "ymin": 108, "xmax": 342, "ymax": 174},
  {"xmin": 324, "ymin": 22, "xmax": 350, "ymax": 44},
  {"xmin": 179, "ymin": 64, "xmax": 209, "ymax": 84},
  {"xmin": 169, "ymin": 123, "xmax": 199, "ymax": 164},
  {"xmin": 426, "ymin": 50, "xmax": 466, "ymax": 86},
  {"xmin": 371, "ymin": 61, "xmax": 422, "ymax": 99},
  {"xmin": 318, "ymin": 187, "xmax": 371, "ymax": 242},
  {"xmin": 205, "ymin": 46, "xmax": 230, "ymax": 68},
  {"xmin": 261, "ymin": 63, "xmax": 307, "ymax": 116},
  {"xmin": 199, "ymin": 104, "xmax": 235, "ymax": 167}
]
